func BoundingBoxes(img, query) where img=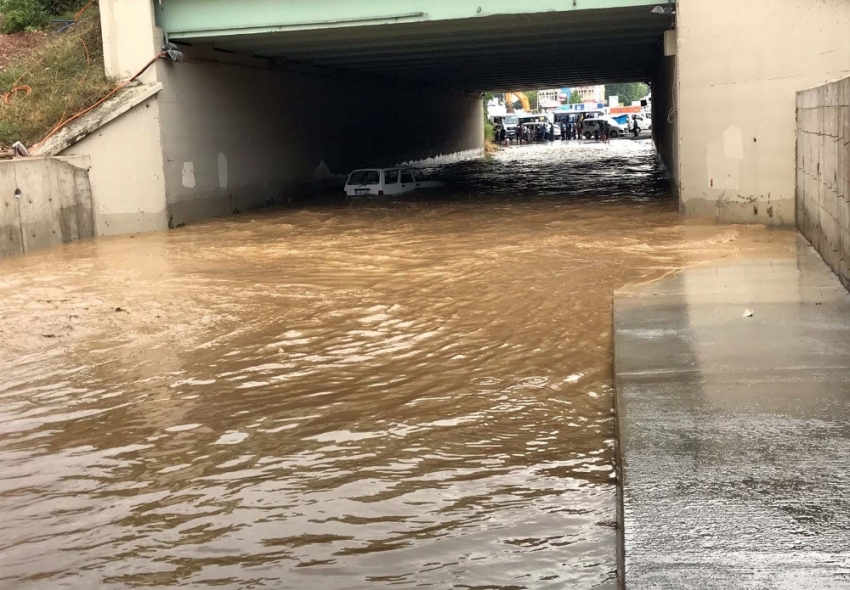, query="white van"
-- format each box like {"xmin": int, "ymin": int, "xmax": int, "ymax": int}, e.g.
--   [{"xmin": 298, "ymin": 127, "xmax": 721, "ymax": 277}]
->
[
  {"xmin": 581, "ymin": 116, "xmax": 629, "ymax": 139},
  {"xmin": 344, "ymin": 167, "xmax": 443, "ymax": 197}
]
